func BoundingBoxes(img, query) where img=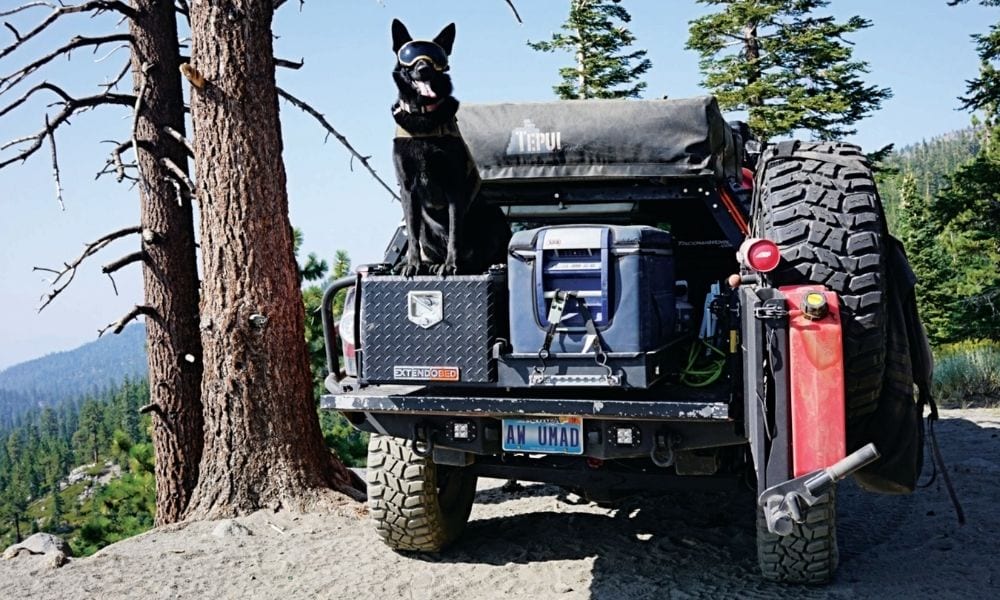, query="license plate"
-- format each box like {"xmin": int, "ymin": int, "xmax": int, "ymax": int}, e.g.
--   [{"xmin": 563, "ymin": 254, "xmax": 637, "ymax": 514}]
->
[{"xmin": 502, "ymin": 416, "xmax": 584, "ymax": 455}]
